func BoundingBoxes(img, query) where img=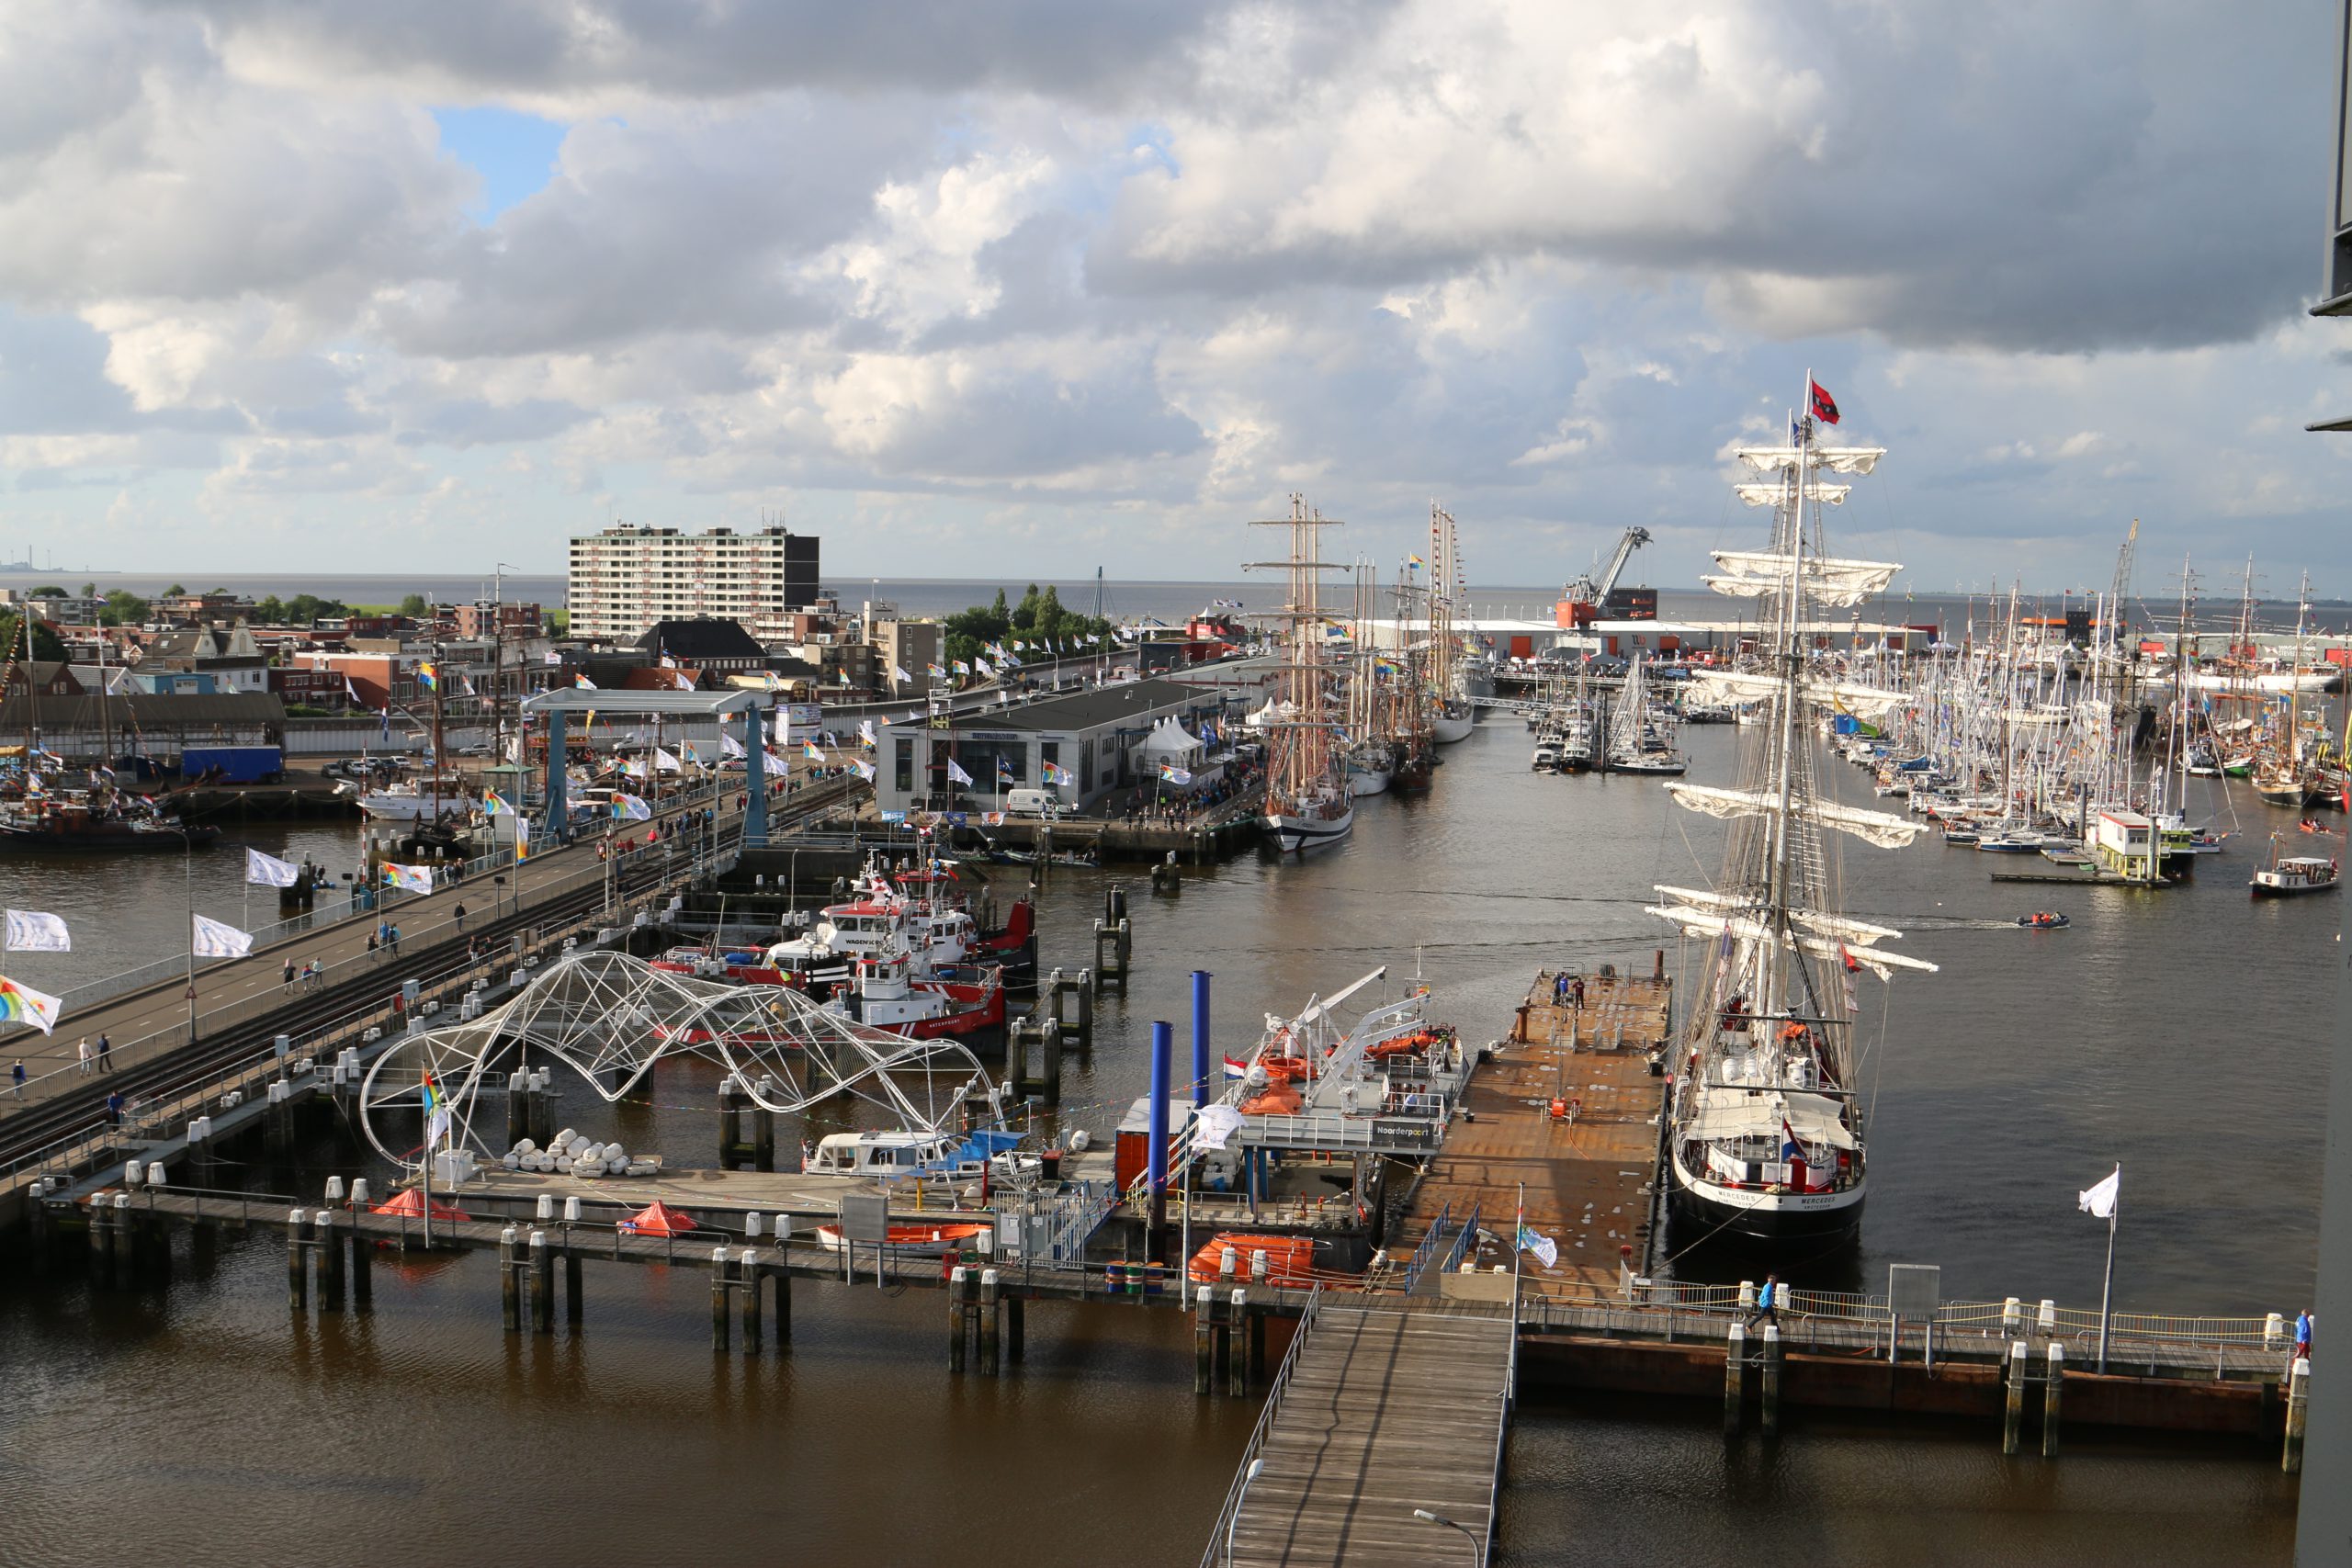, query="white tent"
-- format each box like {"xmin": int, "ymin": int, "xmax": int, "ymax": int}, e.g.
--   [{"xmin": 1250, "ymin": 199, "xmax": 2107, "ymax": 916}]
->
[{"xmin": 1133, "ymin": 716, "xmax": 1204, "ymax": 769}]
